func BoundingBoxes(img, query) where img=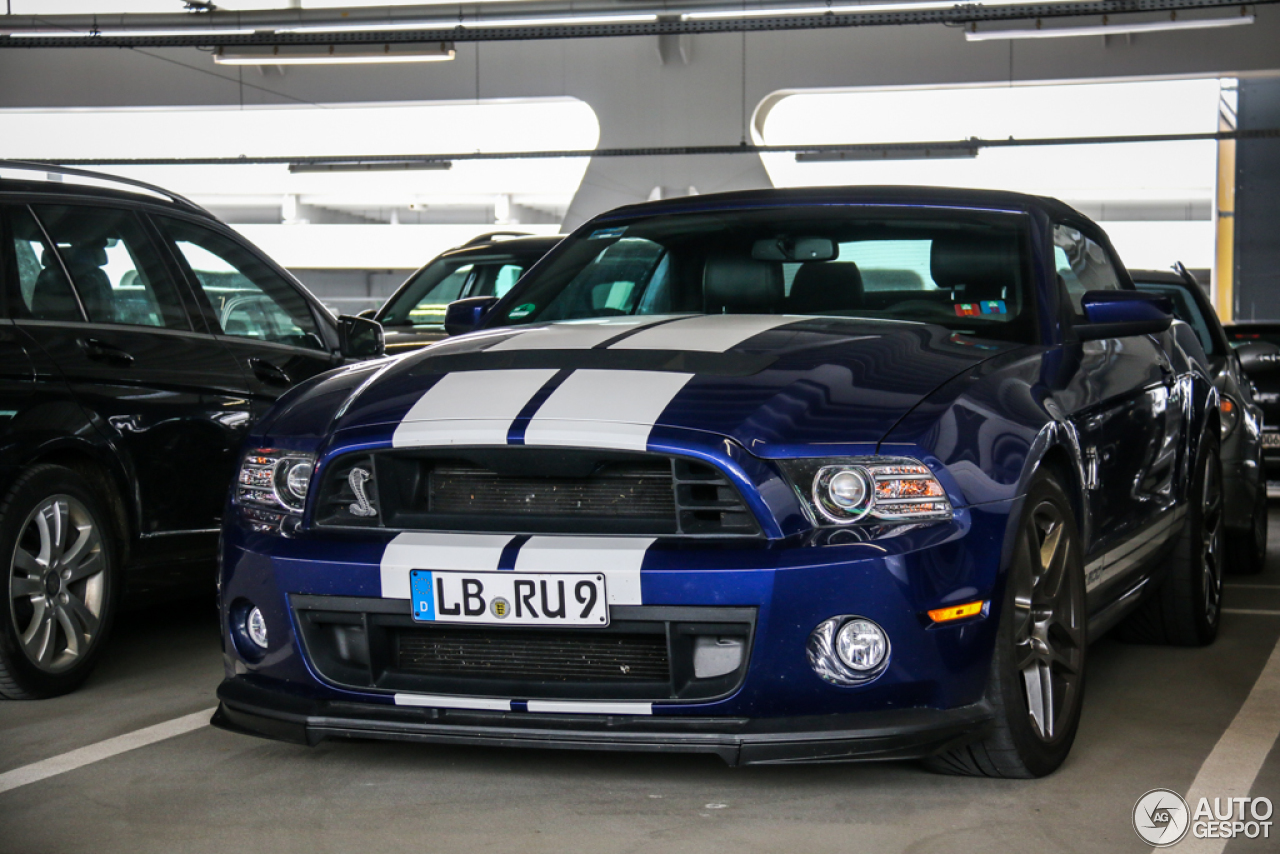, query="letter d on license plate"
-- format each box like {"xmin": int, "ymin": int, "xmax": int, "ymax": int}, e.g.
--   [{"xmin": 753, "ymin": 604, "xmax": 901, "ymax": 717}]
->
[{"xmin": 409, "ymin": 570, "xmax": 609, "ymax": 626}]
